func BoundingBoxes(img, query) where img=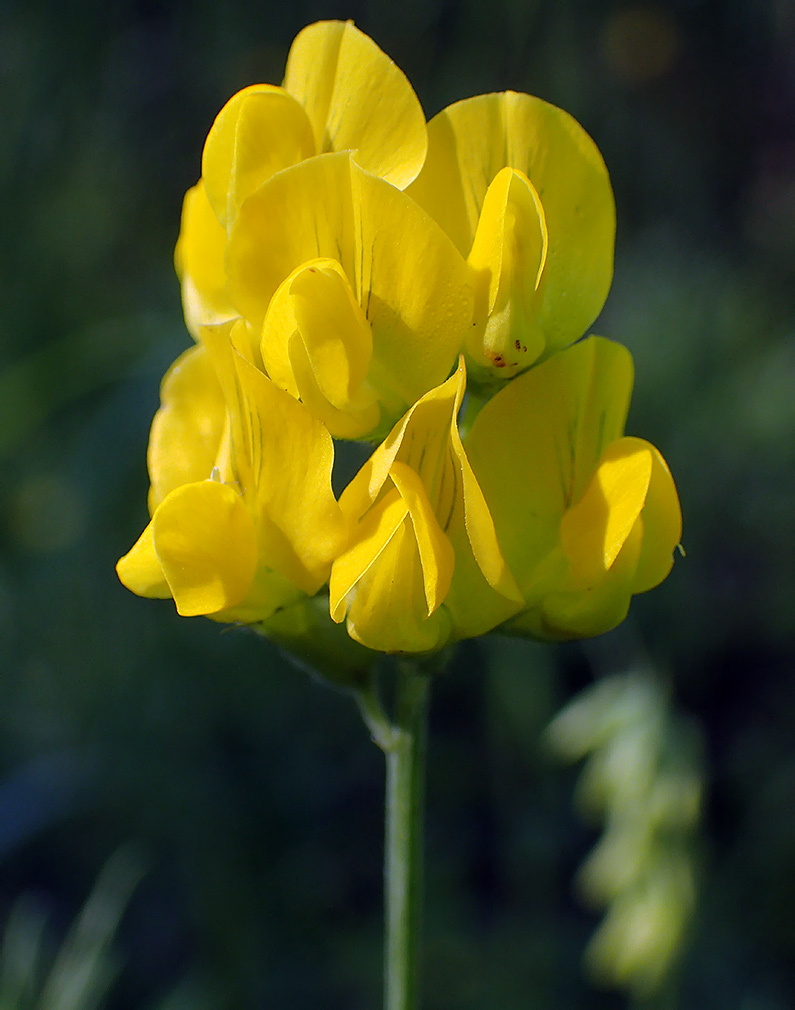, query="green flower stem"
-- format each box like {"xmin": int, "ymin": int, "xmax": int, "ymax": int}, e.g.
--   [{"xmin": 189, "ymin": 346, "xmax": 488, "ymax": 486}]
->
[
  {"xmin": 354, "ymin": 664, "xmax": 431, "ymax": 1010},
  {"xmin": 384, "ymin": 664, "xmax": 430, "ymax": 1010}
]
